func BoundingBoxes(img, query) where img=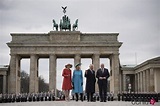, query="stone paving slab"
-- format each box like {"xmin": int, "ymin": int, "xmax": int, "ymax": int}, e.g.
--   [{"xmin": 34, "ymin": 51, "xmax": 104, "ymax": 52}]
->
[{"xmin": 0, "ymin": 101, "xmax": 160, "ymax": 106}]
